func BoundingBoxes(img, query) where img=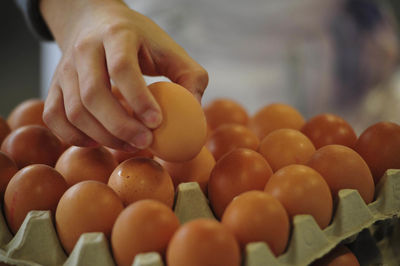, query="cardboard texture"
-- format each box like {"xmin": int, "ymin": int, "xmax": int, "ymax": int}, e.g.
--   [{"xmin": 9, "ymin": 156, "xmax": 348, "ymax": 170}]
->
[{"xmin": 0, "ymin": 170, "xmax": 399, "ymax": 266}]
